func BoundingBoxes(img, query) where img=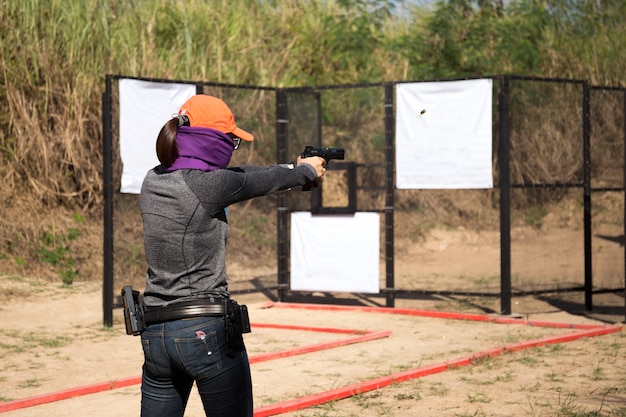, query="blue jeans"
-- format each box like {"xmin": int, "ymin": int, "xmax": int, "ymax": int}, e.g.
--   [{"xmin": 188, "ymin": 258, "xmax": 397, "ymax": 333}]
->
[{"xmin": 140, "ymin": 316, "xmax": 253, "ymax": 417}]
